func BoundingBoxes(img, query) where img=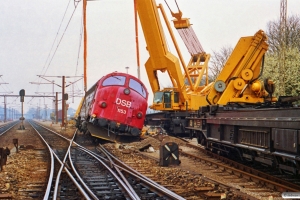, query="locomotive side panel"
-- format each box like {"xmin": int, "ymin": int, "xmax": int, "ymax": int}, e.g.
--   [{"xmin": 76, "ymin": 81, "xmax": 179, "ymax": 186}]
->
[{"xmin": 79, "ymin": 83, "xmax": 97, "ymax": 118}]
